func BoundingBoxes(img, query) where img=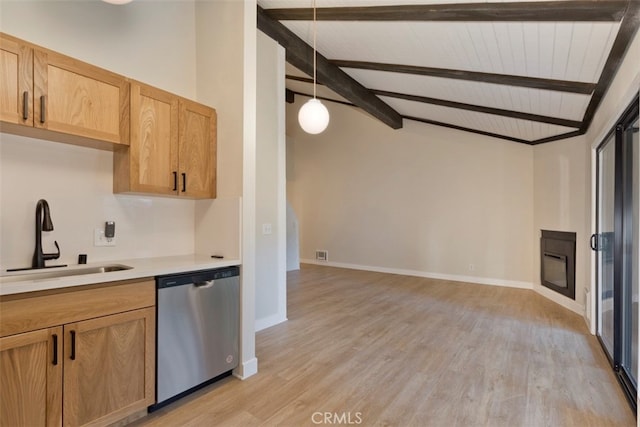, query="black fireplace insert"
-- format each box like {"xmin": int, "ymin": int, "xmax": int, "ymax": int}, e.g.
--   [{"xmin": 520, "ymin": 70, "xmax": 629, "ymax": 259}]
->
[{"xmin": 540, "ymin": 230, "xmax": 576, "ymax": 300}]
